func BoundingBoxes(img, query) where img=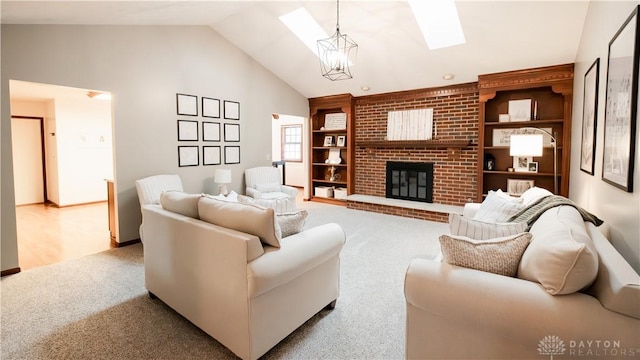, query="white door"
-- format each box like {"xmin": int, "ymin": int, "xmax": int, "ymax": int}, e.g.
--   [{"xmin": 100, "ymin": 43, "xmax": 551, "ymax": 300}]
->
[{"xmin": 11, "ymin": 117, "xmax": 45, "ymax": 205}]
